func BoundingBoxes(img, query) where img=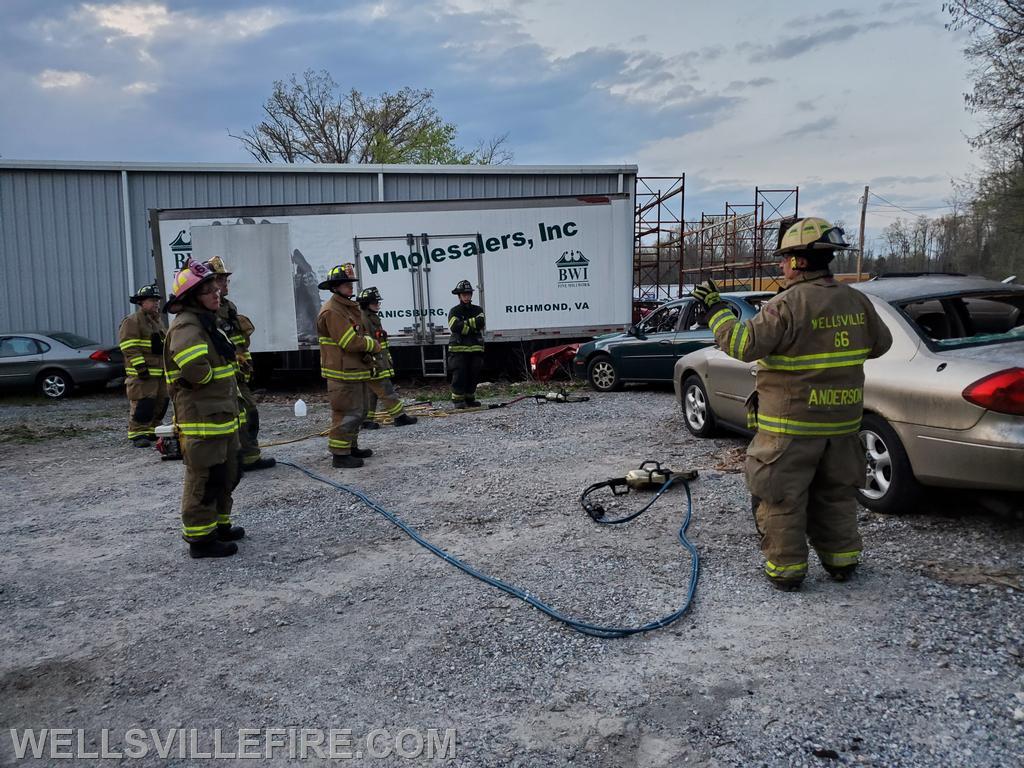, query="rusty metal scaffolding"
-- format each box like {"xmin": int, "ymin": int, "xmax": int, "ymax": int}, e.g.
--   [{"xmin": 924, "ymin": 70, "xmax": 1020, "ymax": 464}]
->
[
  {"xmin": 633, "ymin": 175, "xmax": 684, "ymax": 301},
  {"xmin": 634, "ymin": 179, "xmax": 800, "ymax": 299},
  {"xmin": 680, "ymin": 186, "xmax": 800, "ymax": 291}
]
